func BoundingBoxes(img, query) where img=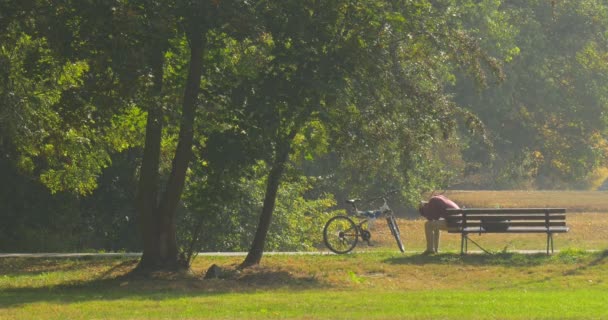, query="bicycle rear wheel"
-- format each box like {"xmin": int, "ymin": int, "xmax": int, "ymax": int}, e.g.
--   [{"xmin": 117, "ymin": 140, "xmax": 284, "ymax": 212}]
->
[
  {"xmin": 387, "ymin": 215, "xmax": 405, "ymax": 253},
  {"xmin": 323, "ymin": 215, "xmax": 359, "ymax": 254}
]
